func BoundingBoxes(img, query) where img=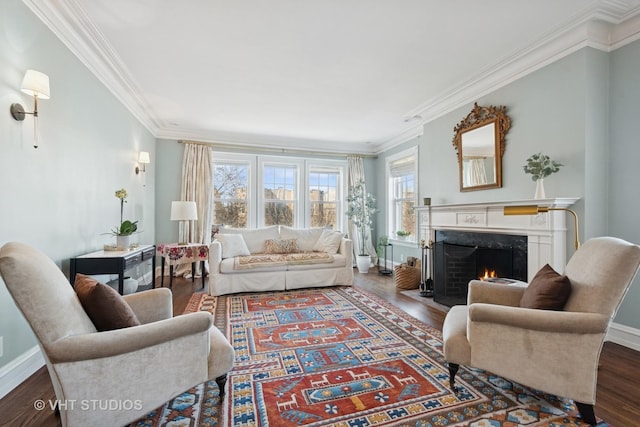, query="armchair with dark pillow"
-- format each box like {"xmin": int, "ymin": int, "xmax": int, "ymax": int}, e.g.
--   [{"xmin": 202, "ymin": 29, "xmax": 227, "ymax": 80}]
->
[
  {"xmin": 0, "ymin": 242, "xmax": 235, "ymax": 427},
  {"xmin": 442, "ymin": 237, "xmax": 640, "ymax": 425}
]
